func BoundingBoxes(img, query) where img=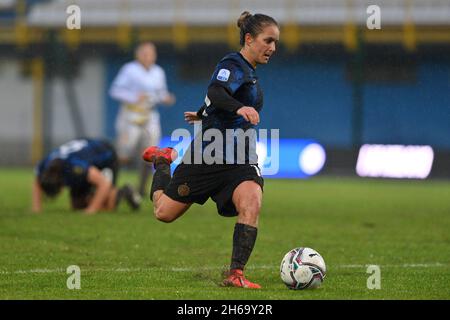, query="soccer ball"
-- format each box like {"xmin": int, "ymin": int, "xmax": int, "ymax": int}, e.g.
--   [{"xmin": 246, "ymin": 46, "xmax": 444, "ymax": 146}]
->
[{"xmin": 280, "ymin": 247, "xmax": 326, "ymax": 290}]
